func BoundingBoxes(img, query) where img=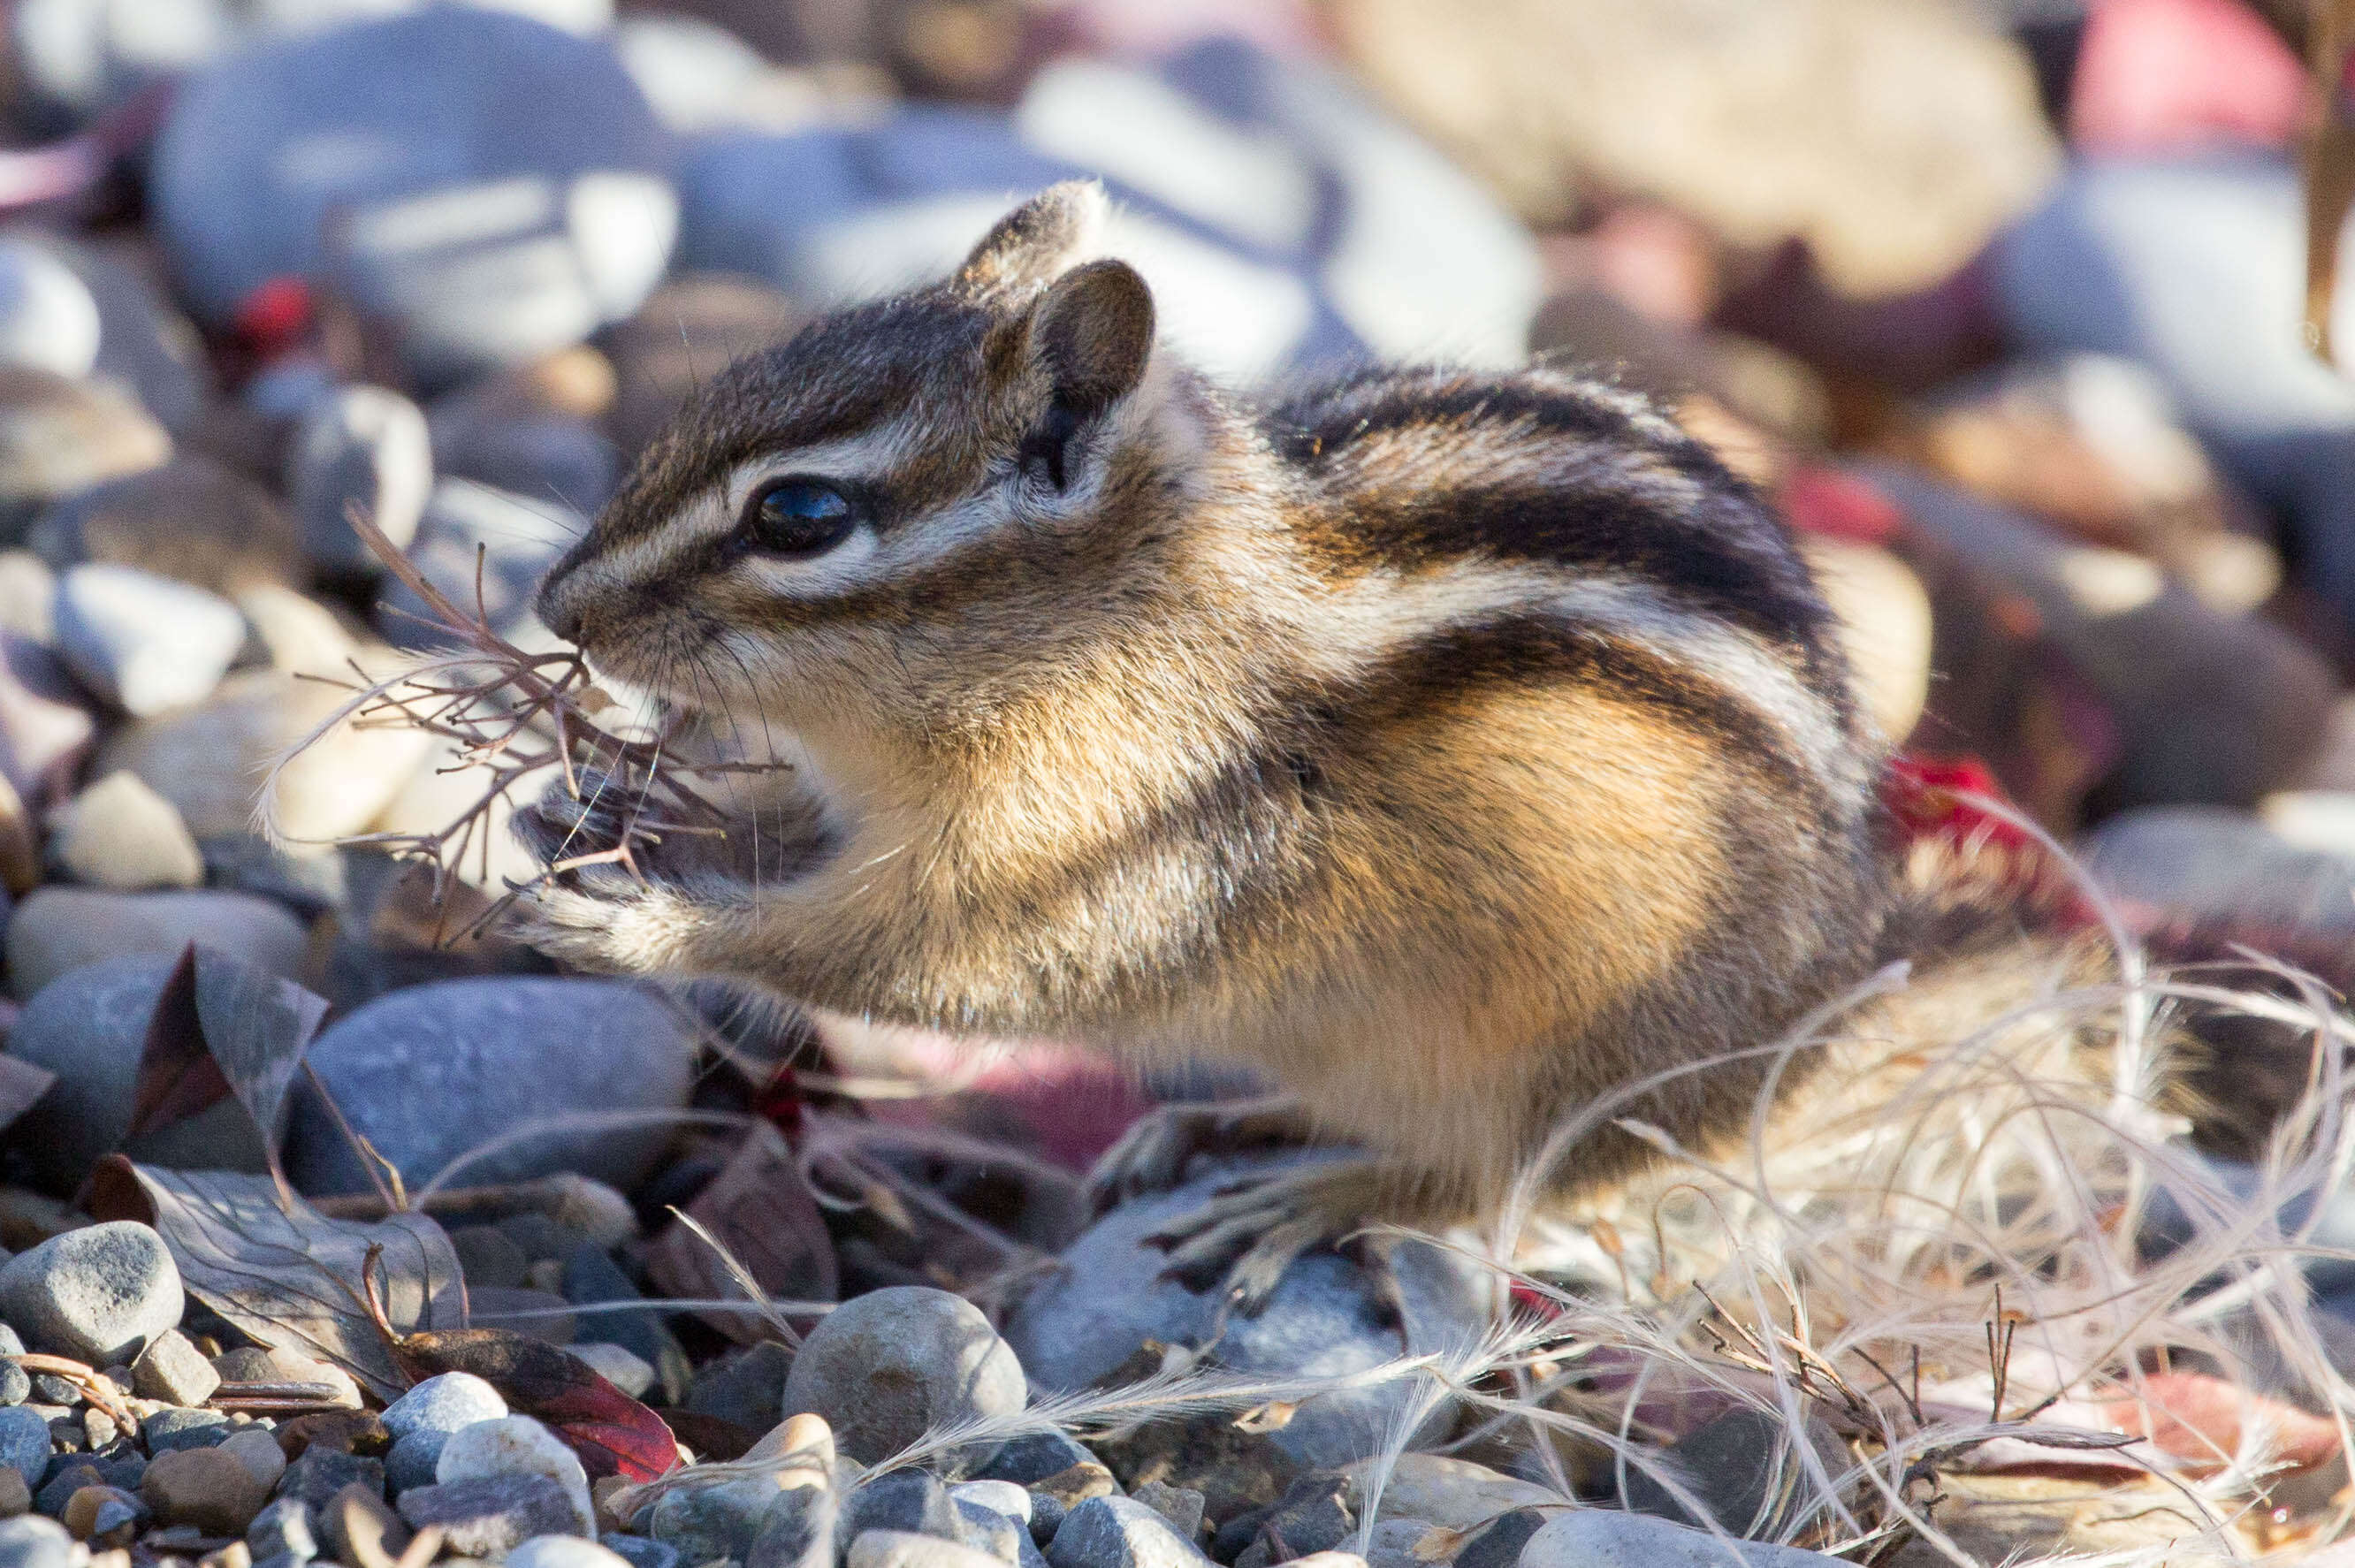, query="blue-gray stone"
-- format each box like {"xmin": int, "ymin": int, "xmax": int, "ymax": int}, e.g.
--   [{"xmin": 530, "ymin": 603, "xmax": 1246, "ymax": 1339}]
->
[
  {"xmin": 1520, "ymin": 1511, "xmax": 1846, "ymax": 1568},
  {"xmin": 972, "ymin": 1435, "xmax": 1094, "ymax": 1488},
  {"xmin": 151, "ymin": 8, "xmax": 676, "ymax": 384},
  {"xmin": 560, "ymin": 1243, "xmax": 689, "ymax": 1406},
  {"xmin": 1004, "ymin": 1155, "xmax": 1487, "ymax": 1467},
  {"xmin": 53, "ymin": 564, "xmax": 245, "ymax": 718},
  {"xmin": 383, "ymin": 1373, "xmax": 508, "ymax": 1442},
  {"xmin": 141, "ymin": 1408, "xmax": 230, "ymax": 1453},
  {"xmin": 782, "ymin": 1286, "xmax": 1024, "ymax": 1469},
  {"xmin": 0, "ymin": 1365, "xmax": 27, "ymax": 1406},
  {"xmin": 1045, "ymin": 1498, "xmax": 1204, "ymax": 1568},
  {"xmin": 743, "ymin": 1485, "xmax": 833, "ymax": 1568},
  {"xmin": 0, "ymin": 1515, "xmax": 71, "ymax": 1568},
  {"xmin": 0, "ymin": 1221, "xmax": 182, "ymax": 1365},
  {"xmin": 385, "ymin": 1428, "xmax": 448, "ymax": 1496},
  {"xmin": 286, "ymin": 978, "xmax": 697, "ymax": 1198},
  {"xmin": 842, "ymin": 1473, "xmax": 963, "ymax": 1548},
  {"xmin": 602, "ymin": 1534, "xmax": 679, "ymax": 1568},
  {"xmin": 954, "ymin": 1500, "xmax": 1022, "ymax": 1564},
  {"xmin": 0, "ymin": 1408, "xmax": 50, "ymax": 1486},
  {"xmin": 507, "ymin": 1537, "xmax": 638, "ymax": 1568},
  {"xmin": 248, "ymin": 1497, "xmax": 318, "ymax": 1564}
]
